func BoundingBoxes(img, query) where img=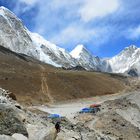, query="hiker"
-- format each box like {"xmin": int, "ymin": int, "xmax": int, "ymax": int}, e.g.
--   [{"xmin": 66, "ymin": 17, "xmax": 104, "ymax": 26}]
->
[{"xmin": 55, "ymin": 122, "xmax": 61, "ymax": 133}]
